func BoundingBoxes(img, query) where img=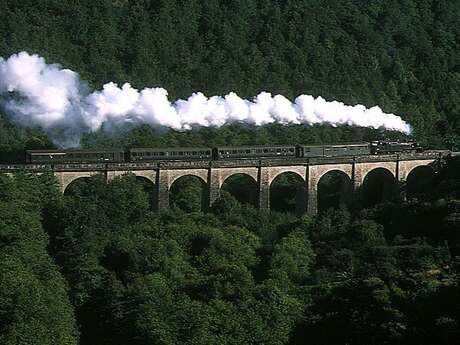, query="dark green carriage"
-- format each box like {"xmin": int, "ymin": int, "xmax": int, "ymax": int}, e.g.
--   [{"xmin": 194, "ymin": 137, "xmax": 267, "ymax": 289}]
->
[
  {"xmin": 297, "ymin": 142, "xmax": 370, "ymax": 158},
  {"xmin": 26, "ymin": 149, "xmax": 125, "ymax": 163},
  {"xmin": 214, "ymin": 145, "xmax": 296, "ymax": 160},
  {"xmin": 128, "ymin": 147, "xmax": 212, "ymax": 161}
]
